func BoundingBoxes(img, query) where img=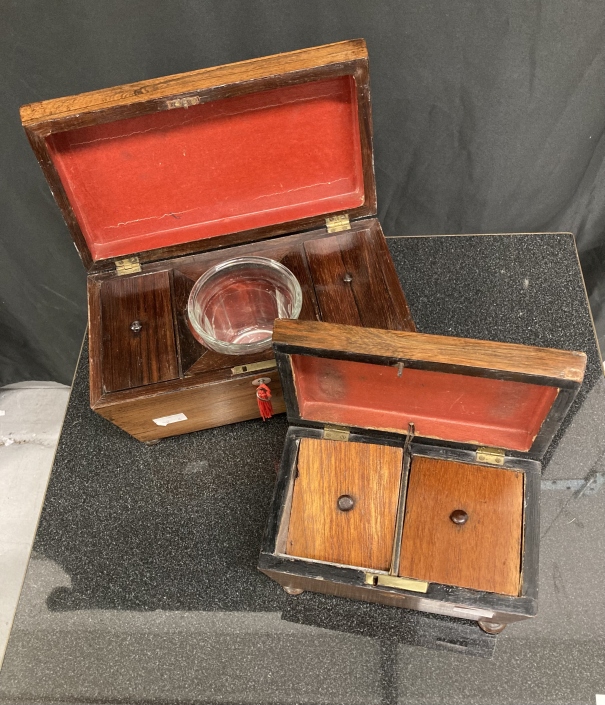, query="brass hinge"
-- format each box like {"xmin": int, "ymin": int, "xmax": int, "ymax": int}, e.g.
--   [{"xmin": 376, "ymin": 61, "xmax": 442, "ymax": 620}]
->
[
  {"xmin": 115, "ymin": 256, "xmax": 141, "ymax": 276},
  {"xmin": 231, "ymin": 359, "xmax": 277, "ymax": 376},
  {"xmin": 476, "ymin": 447, "xmax": 506, "ymax": 465},
  {"xmin": 323, "ymin": 425, "xmax": 350, "ymax": 442},
  {"xmin": 365, "ymin": 573, "xmax": 429, "ymax": 594},
  {"xmin": 325, "ymin": 214, "xmax": 350, "ymax": 233}
]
